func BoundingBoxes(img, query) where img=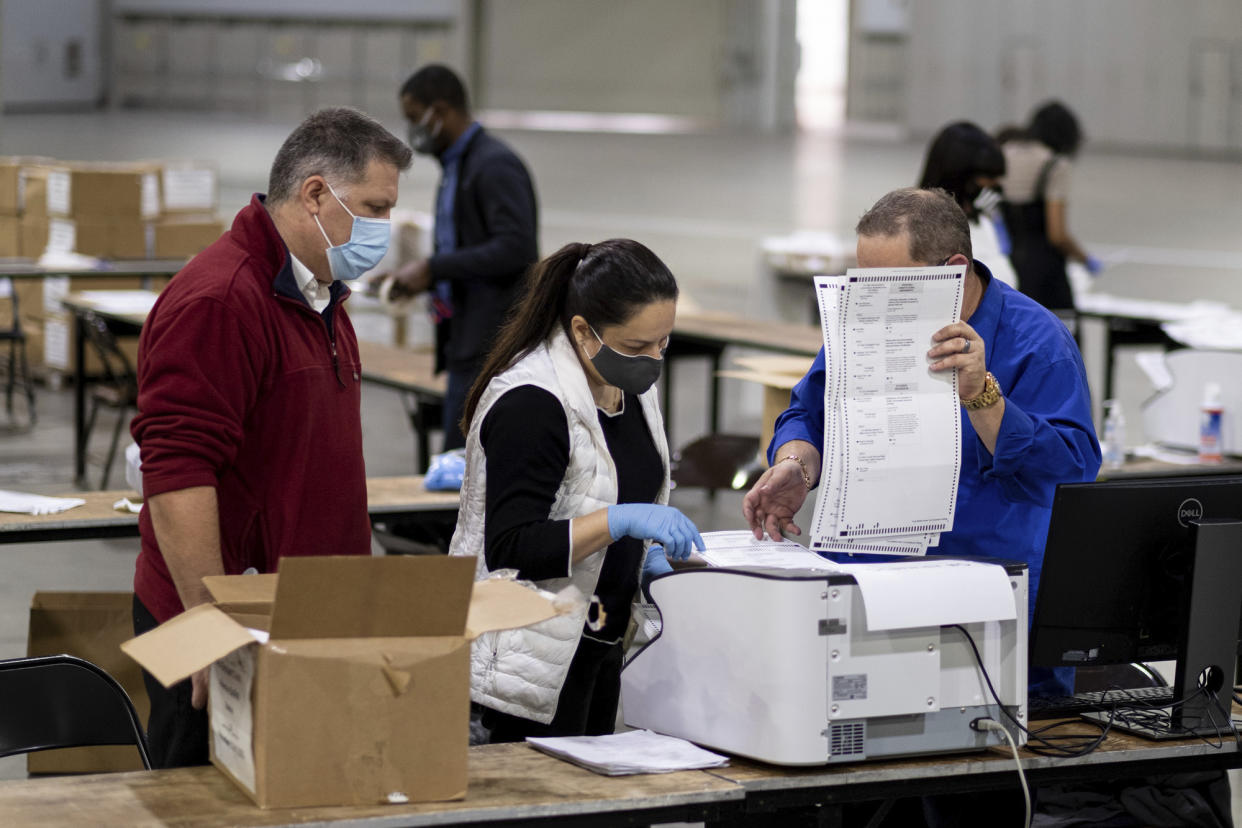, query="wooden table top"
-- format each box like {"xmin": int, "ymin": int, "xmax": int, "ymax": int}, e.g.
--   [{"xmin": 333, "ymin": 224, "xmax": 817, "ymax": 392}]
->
[
  {"xmin": 0, "ymin": 743, "xmax": 742, "ymax": 828},
  {"xmin": 0, "ymin": 476, "xmax": 458, "ymax": 539},
  {"xmin": 356, "ymin": 340, "xmax": 445, "ymax": 396},
  {"xmin": 673, "ymin": 310, "xmax": 822, "ymax": 356},
  {"xmin": 708, "ymin": 719, "xmax": 1240, "ymax": 793}
]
